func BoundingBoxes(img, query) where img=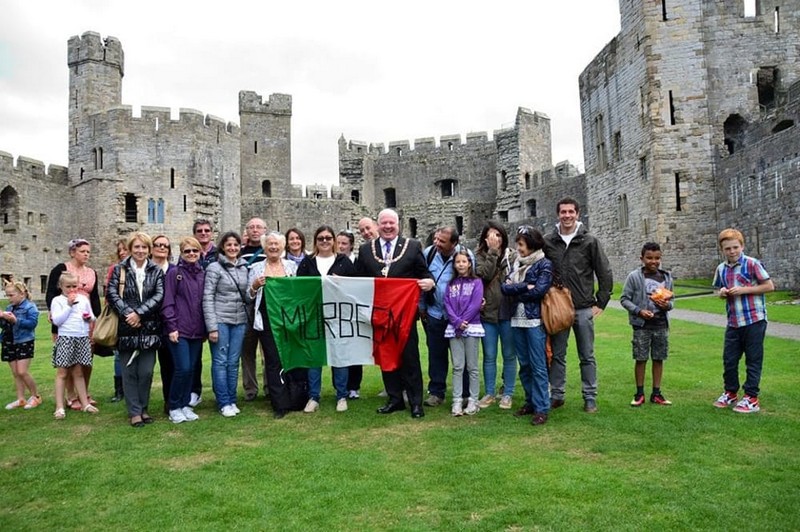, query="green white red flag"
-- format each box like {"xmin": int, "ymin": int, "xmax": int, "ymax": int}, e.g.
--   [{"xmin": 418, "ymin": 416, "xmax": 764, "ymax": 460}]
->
[{"xmin": 264, "ymin": 276, "xmax": 420, "ymax": 371}]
